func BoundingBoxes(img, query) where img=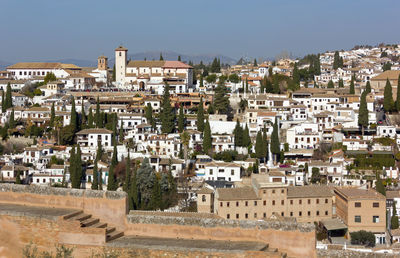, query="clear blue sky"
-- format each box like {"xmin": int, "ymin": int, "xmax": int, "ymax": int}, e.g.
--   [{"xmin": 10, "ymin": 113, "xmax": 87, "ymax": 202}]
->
[{"xmin": 1, "ymin": 0, "xmax": 399, "ymax": 62}]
